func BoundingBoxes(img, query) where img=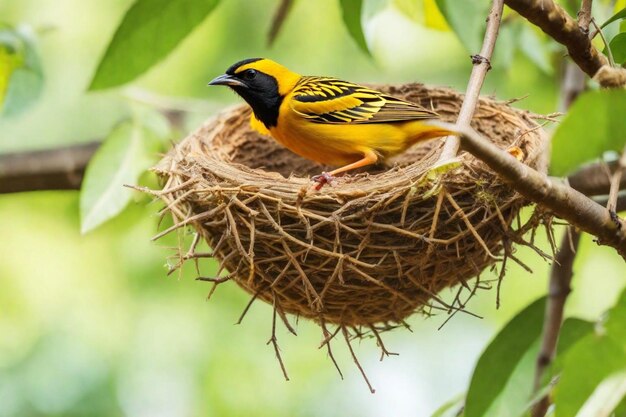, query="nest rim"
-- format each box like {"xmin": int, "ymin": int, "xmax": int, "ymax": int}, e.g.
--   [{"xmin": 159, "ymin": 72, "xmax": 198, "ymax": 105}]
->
[{"xmin": 153, "ymin": 83, "xmax": 548, "ymax": 329}]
